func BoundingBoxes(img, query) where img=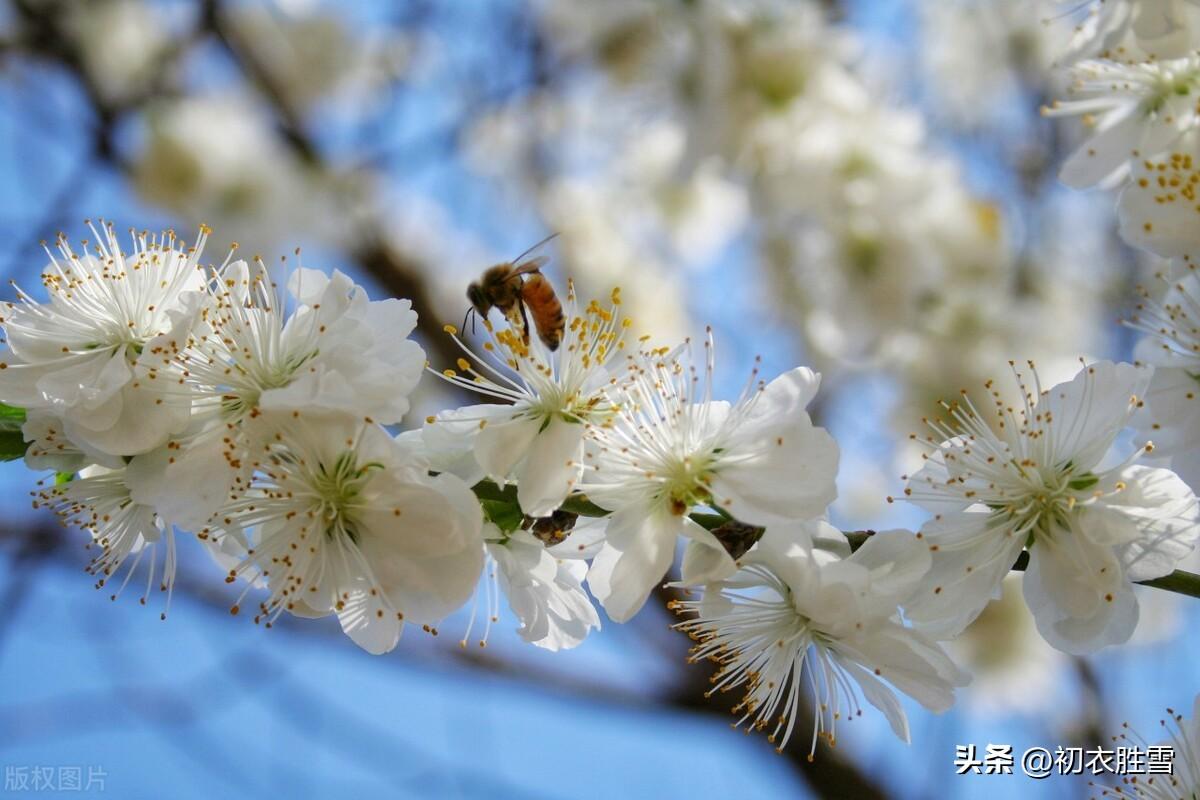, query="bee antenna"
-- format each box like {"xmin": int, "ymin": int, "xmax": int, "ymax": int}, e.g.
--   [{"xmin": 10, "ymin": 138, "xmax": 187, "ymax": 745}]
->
[
  {"xmin": 462, "ymin": 306, "xmax": 474, "ymax": 337},
  {"xmin": 510, "ymin": 231, "xmax": 560, "ymax": 264}
]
